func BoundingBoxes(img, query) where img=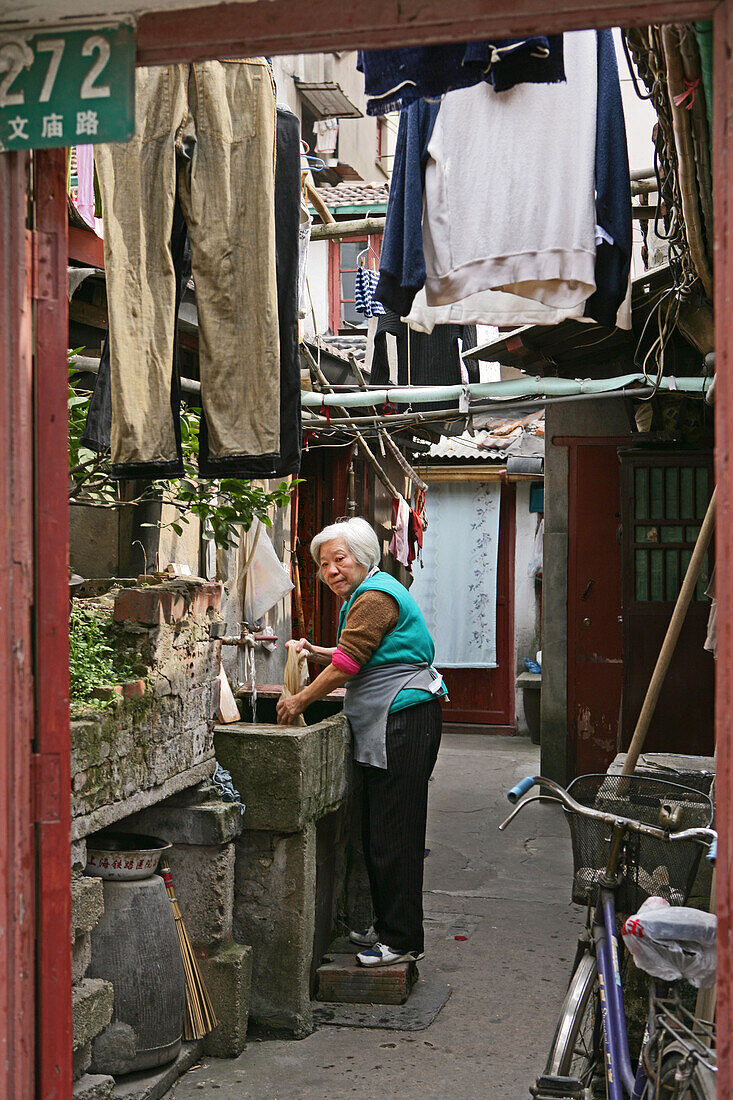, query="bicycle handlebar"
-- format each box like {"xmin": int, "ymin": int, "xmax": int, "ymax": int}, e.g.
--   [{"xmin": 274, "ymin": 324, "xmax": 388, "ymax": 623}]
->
[{"xmin": 502, "ymin": 775, "xmax": 717, "ymax": 848}]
